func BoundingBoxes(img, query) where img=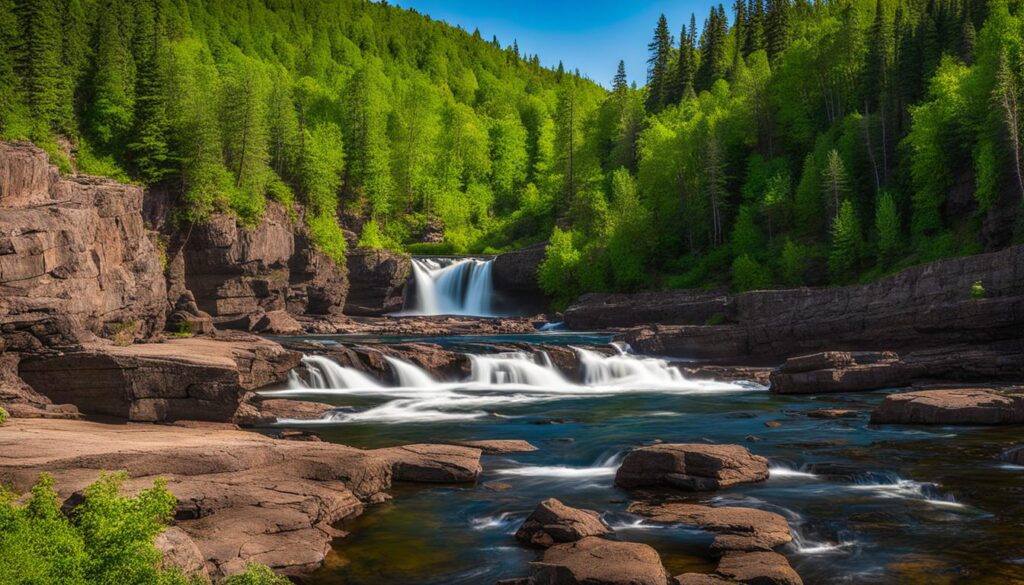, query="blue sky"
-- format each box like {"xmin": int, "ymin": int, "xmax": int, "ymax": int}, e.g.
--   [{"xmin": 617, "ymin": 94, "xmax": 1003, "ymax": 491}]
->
[{"xmin": 392, "ymin": 0, "xmax": 713, "ymax": 88}]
